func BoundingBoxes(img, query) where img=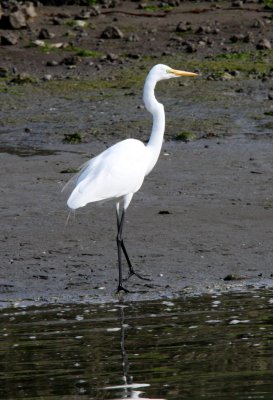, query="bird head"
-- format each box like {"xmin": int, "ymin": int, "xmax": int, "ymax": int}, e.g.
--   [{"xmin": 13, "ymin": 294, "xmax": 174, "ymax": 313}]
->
[{"xmin": 149, "ymin": 64, "xmax": 198, "ymax": 82}]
